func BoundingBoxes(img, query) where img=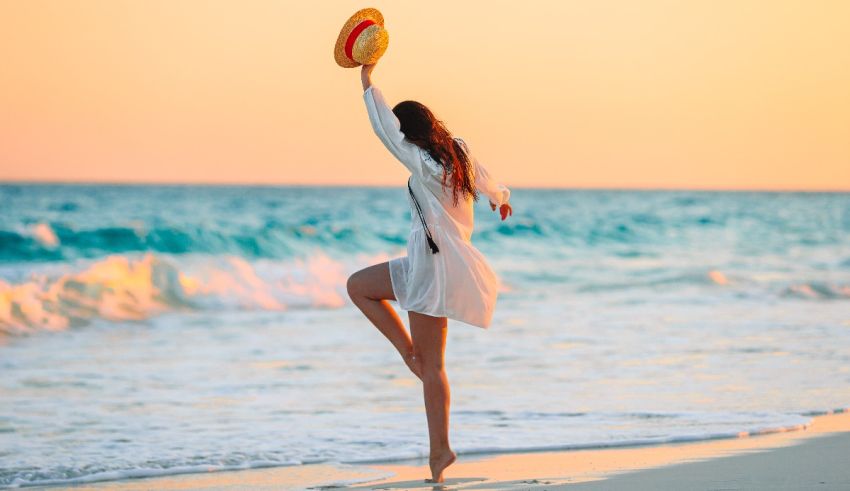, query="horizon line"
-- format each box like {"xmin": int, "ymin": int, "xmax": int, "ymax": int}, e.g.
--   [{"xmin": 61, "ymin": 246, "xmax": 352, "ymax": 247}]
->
[{"xmin": 1, "ymin": 179, "xmax": 848, "ymax": 193}]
